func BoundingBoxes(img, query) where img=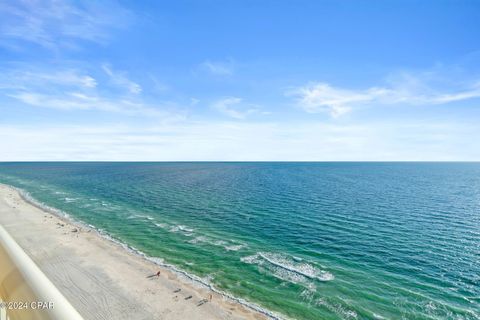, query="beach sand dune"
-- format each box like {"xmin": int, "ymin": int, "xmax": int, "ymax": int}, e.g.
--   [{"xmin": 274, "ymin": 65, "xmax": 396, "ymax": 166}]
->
[{"xmin": 0, "ymin": 184, "xmax": 268, "ymax": 320}]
